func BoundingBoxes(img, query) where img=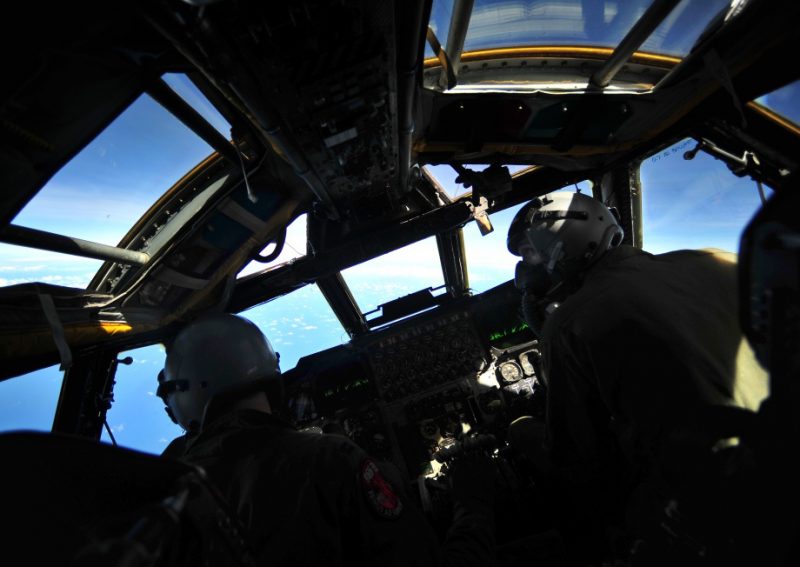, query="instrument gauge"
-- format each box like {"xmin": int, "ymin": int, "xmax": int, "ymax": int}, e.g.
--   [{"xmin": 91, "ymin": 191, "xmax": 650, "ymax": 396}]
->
[
  {"xmin": 496, "ymin": 361, "xmax": 523, "ymax": 383},
  {"xmin": 519, "ymin": 352, "xmax": 536, "ymax": 376}
]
